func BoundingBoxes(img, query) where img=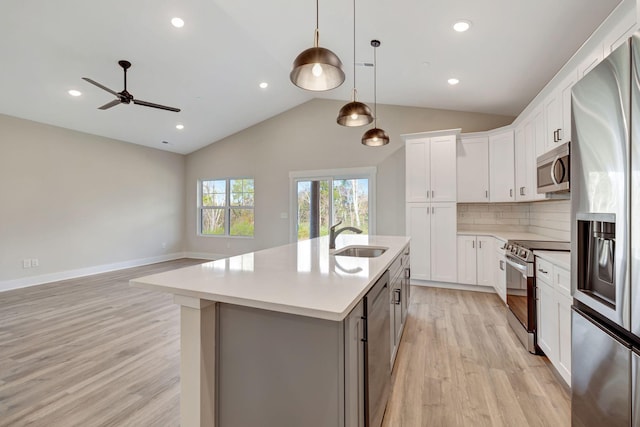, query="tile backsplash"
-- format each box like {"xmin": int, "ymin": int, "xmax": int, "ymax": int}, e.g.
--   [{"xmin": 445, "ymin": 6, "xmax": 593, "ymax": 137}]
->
[{"xmin": 458, "ymin": 200, "xmax": 571, "ymax": 240}]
